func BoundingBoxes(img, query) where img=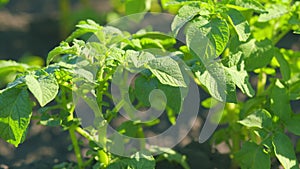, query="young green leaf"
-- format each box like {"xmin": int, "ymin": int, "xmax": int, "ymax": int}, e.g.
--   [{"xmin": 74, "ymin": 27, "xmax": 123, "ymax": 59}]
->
[
  {"xmin": 273, "ymin": 132, "xmax": 299, "ymax": 169},
  {"xmin": 188, "ymin": 16, "xmax": 229, "ymax": 56},
  {"xmin": 47, "ymin": 41, "xmax": 83, "ymax": 65},
  {"xmin": 235, "ymin": 142, "xmax": 270, "ymax": 169},
  {"xmin": 0, "ymin": 87, "xmax": 32, "ymax": 147},
  {"xmin": 146, "ymin": 57, "xmax": 186, "ymax": 87},
  {"xmin": 238, "ymin": 109, "xmax": 272, "ymax": 129},
  {"xmin": 66, "ymin": 19, "xmax": 102, "ymax": 42},
  {"xmin": 226, "ymin": 8, "xmax": 251, "ymax": 42},
  {"xmin": 171, "ymin": 4, "xmax": 201, "ymax": 37},
  {"xmin": 25, "ymin": 74, "xmax": 59, "ymax": 107}
]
